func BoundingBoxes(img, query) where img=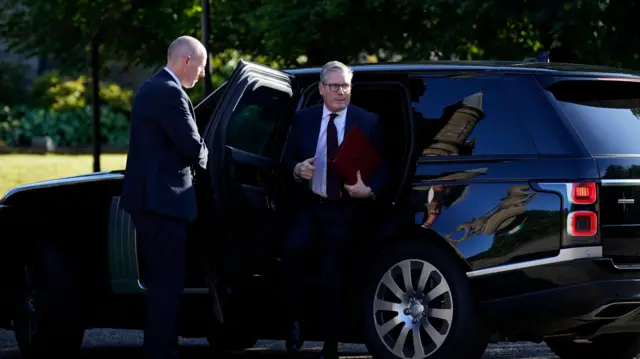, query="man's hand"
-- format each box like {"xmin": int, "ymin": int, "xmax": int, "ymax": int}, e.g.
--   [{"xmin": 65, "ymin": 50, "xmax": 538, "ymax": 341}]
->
[
  {"xmin": 294, "ymin": 156, "xmax": 316, "ymax": 180},
  {"xmin": 344, "ymin": 171, "xmax": 373, "ymax": 199}
]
